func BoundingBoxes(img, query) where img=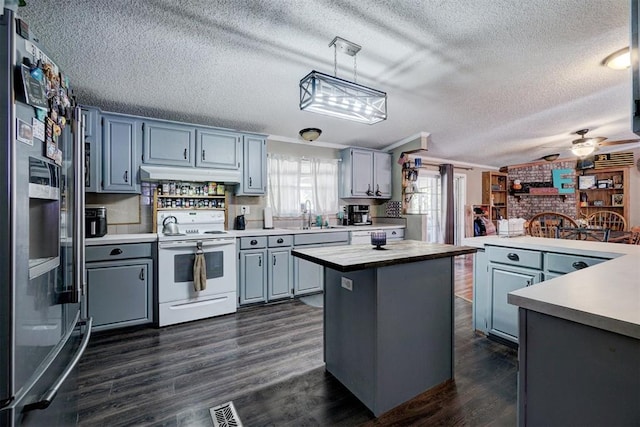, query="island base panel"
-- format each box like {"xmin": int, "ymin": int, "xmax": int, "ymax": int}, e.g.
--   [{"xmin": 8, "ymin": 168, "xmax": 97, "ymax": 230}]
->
[
  {"xmin": 518, "ymin": 308, "xmax": 640, "ymax": 426},
  {"xmin": 324, "ymin": 257, "xmax": 454, "ymax": 416}
]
